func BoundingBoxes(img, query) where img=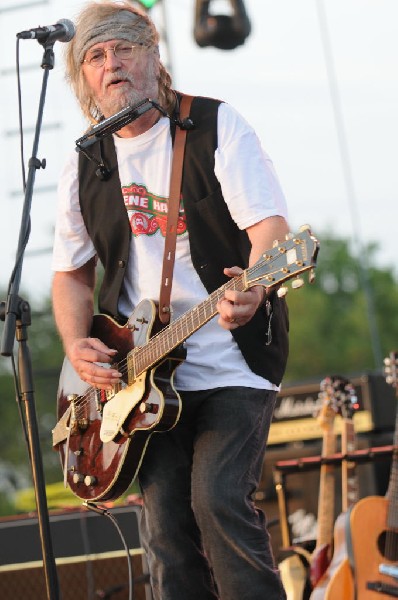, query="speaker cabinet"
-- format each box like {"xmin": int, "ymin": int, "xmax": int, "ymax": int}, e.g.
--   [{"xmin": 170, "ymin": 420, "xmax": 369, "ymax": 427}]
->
[{"xmin": 0, "ymin": 505, "xmax": 152, "ymax": 600}]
